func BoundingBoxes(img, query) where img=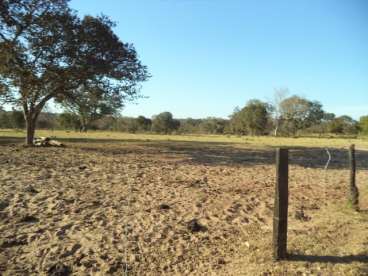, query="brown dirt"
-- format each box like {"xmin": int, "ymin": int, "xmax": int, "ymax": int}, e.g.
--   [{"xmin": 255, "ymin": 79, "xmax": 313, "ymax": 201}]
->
[{"xmin": 0, "ymin": 140, "xmax": 367, "ymax": 275}]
